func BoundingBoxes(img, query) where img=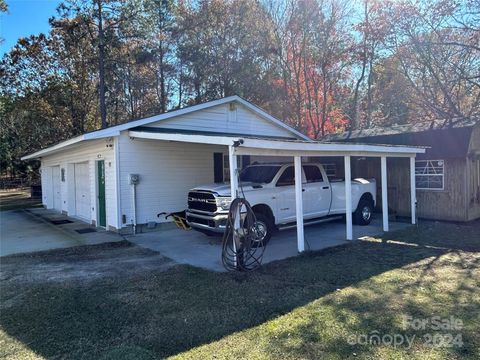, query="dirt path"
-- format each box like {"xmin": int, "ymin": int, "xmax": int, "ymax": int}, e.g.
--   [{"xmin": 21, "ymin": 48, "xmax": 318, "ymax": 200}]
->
[{"xmin": 0, "ymin": 241, "xmax": 175, "ymax": 286}]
